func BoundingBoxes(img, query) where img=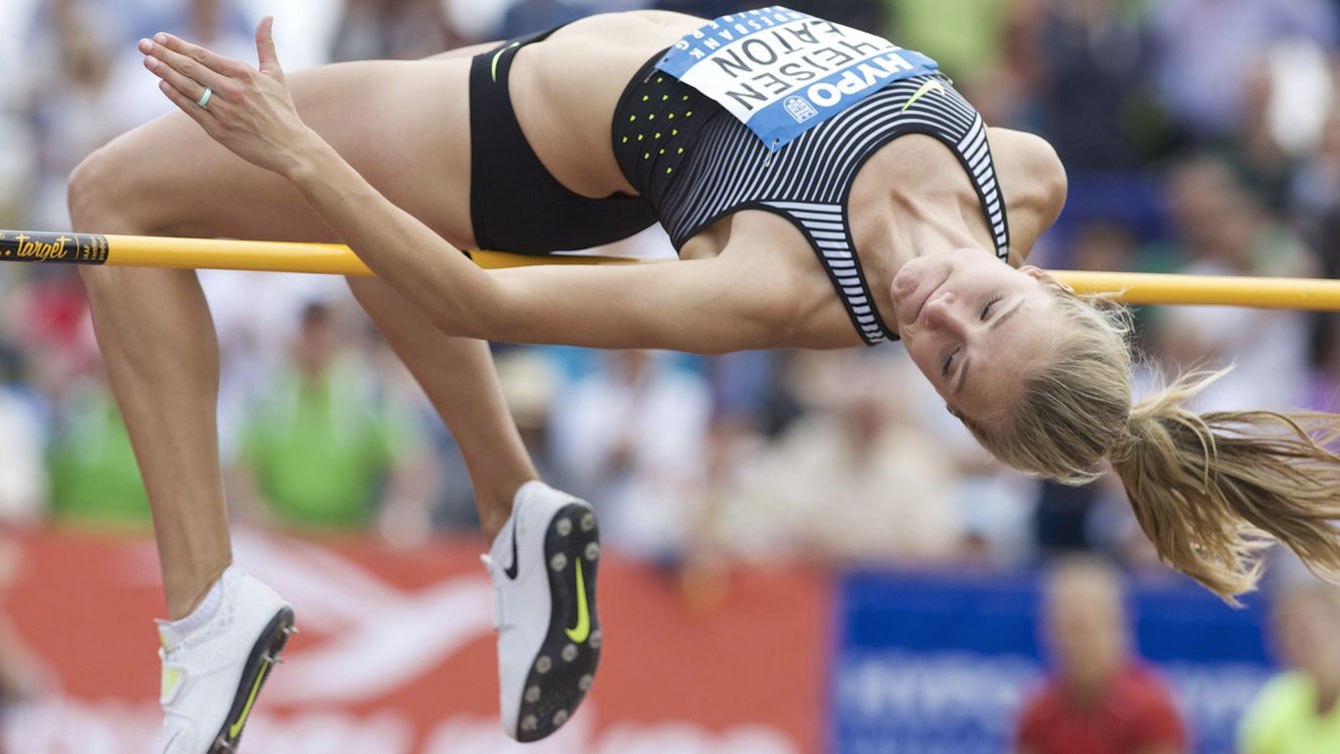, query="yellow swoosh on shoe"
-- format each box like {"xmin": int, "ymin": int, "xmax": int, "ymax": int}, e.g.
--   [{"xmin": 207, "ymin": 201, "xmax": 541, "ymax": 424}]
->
[
  {"xmin": 227, "ymin": 662, "xmax": 272, "ymax": 739},
  {"xmin": 564, "ymin": 560, "xmax": 591, "ymax": 643}
]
